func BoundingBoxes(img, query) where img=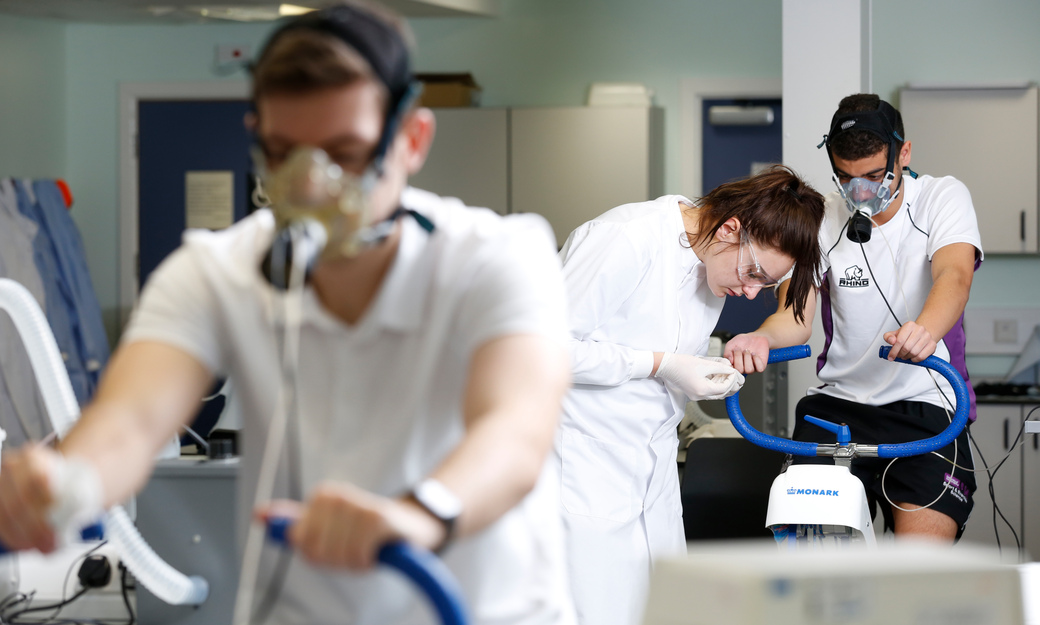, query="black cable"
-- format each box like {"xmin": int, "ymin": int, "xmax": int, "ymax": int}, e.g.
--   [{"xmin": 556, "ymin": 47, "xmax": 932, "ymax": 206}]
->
[
  {"xmin": 857, "ymin": 239, "xmax": 903, "ymax": 328},
  {"xmin": 119, "ymin": 564, "xmax": 134, "ymax": 625},
  {"xmin": 936, "ymin": 373, "xmax": 1022, "ymax": 554},
  {"xmin": 967, "ymin": 426, "xmax": 1019, "ymax": 554},
  {"xmin": 985, "ymin": 407, "xmax": 1032, "ymax": 555},
  {"xmin": 4, "ymin": 588, "xmax": 89, "ymax": 622},
  {"xmin": 3, "ymin": 542, "xmax": 108, "ymax": 625}
]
